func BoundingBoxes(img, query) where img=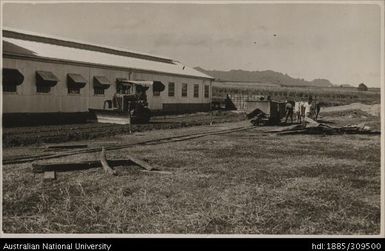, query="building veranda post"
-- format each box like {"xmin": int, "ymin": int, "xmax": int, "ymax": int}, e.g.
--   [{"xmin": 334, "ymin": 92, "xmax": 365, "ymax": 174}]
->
[{"xmin": 2, "ymin": 29, "xmax": 214, "ymax": 126}]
